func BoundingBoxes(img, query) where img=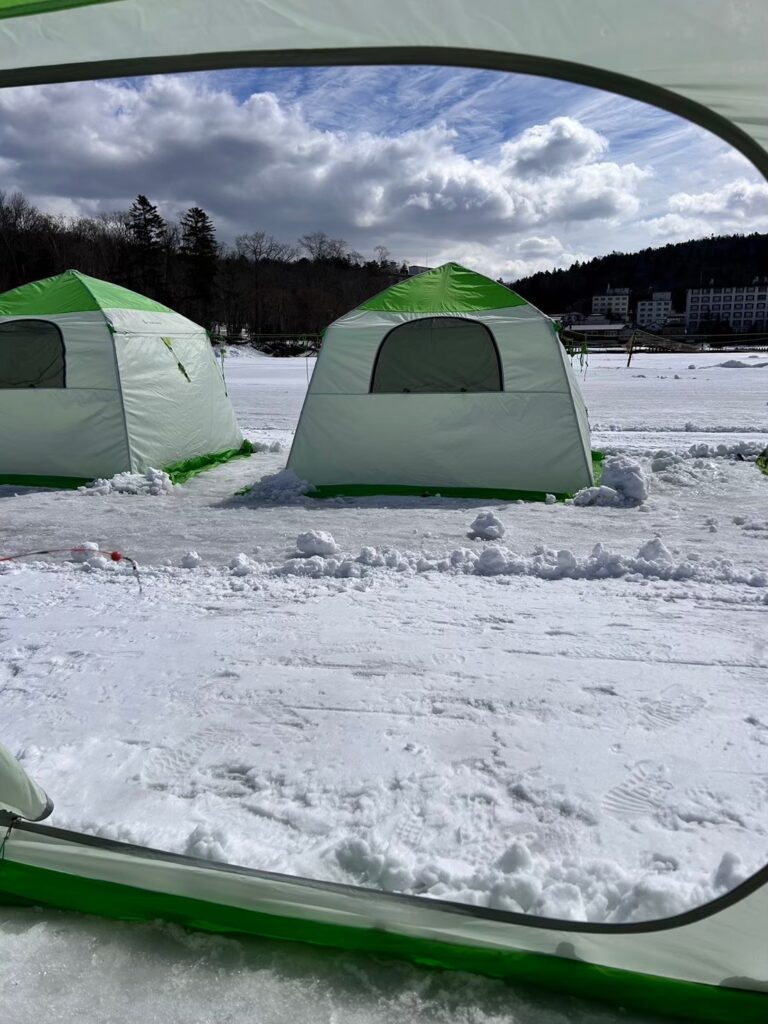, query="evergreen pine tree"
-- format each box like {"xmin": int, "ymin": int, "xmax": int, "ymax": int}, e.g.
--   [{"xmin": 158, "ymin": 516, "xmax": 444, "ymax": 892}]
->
[
  {"xmin": 127, "ymin": 195, "xmax": 165, "ymax": 294},
  {"xmin": 179, "ymin": 206, "xmax": 219, "ymax": 325}
]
